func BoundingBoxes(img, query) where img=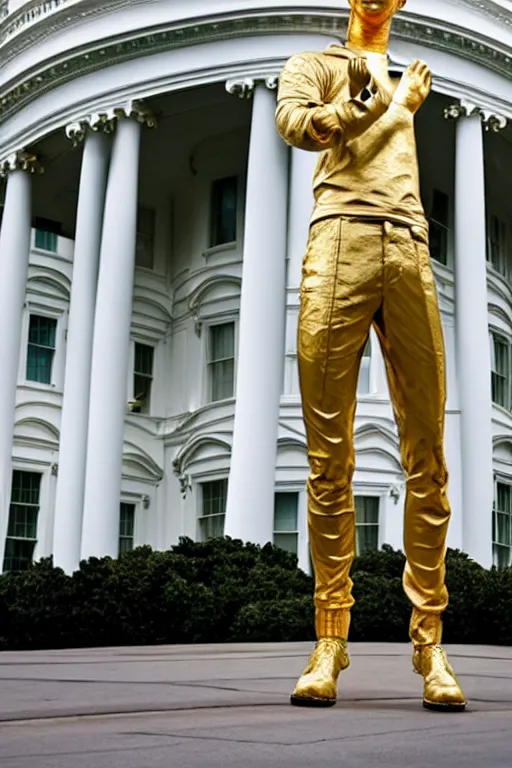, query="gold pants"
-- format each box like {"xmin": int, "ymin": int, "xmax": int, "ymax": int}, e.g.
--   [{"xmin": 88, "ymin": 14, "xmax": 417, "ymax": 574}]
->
[{"xmin": 298, "ymin": 217, "xmax": 450, "ymax": 647}]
